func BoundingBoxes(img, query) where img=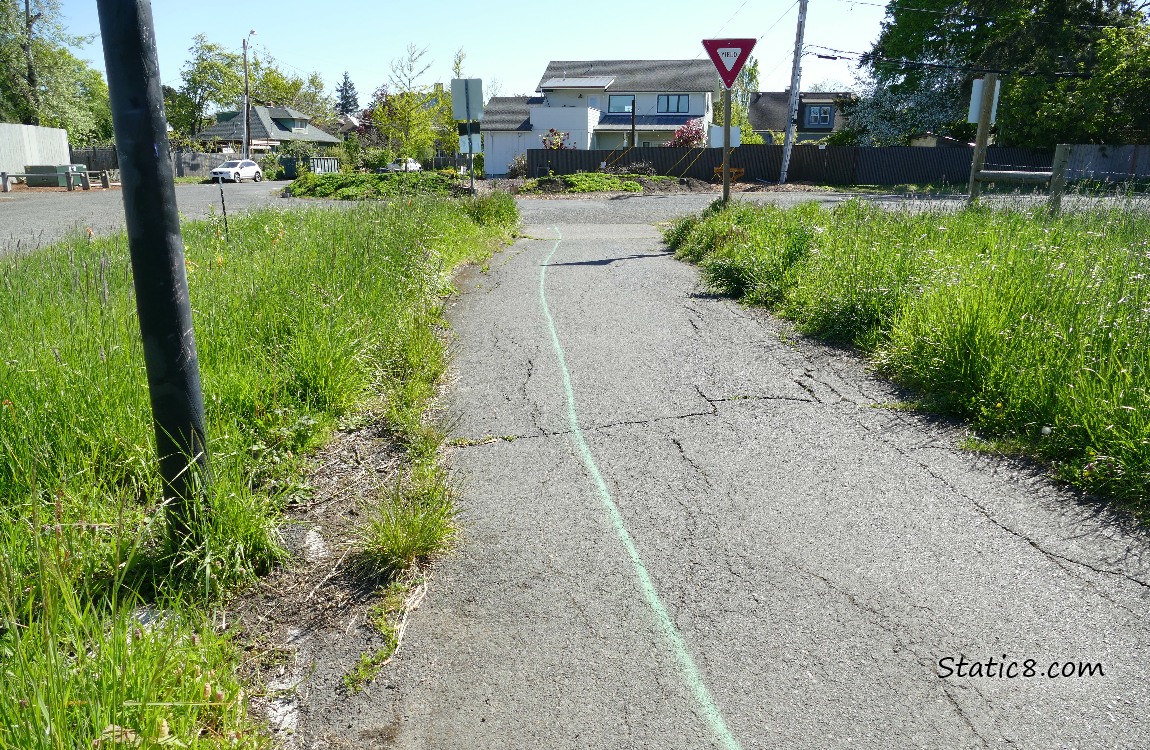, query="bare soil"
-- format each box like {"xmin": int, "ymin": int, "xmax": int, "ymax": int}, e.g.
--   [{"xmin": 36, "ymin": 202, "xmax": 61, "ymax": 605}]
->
[{"xmin": 228, "ymin": 421, "xmax": 418, "ymax": 749}]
